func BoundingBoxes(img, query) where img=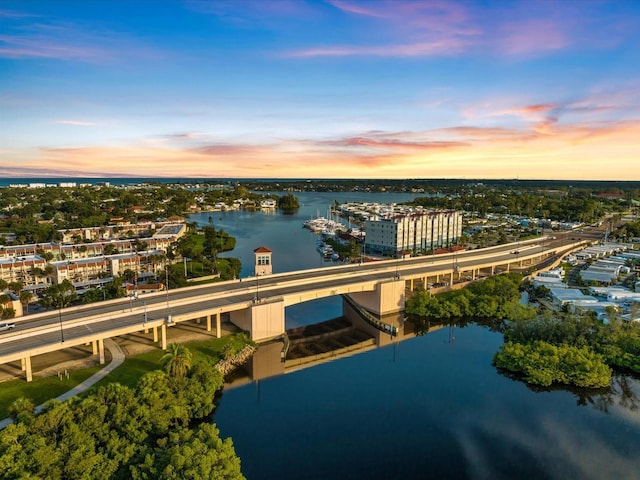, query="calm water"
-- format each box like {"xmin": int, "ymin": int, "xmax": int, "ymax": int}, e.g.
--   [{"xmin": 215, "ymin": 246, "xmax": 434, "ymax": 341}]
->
[
  {"xmin": 189, "ymin": 191, "xmax": 421, "ymax": 278},
  {"xmin": 190, "ymin": 193, "xmax": 640, "ymax": 480}
]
